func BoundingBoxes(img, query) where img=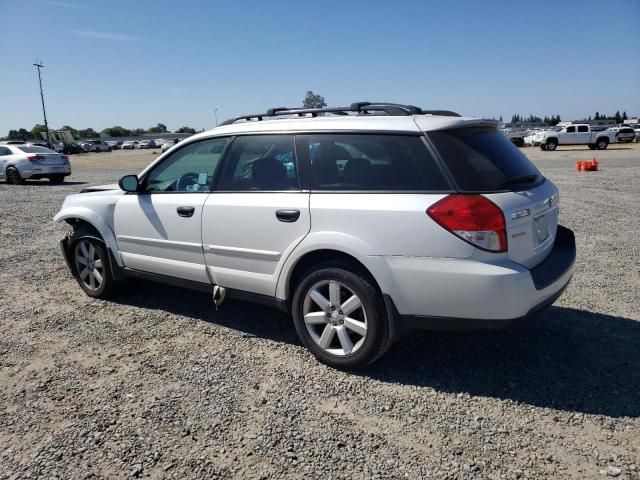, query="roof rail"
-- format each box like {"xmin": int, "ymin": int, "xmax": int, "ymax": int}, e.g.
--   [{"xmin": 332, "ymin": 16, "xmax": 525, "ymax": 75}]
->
[{"xmin": 219, "ymin": 102, "xmax": 460, "ymax": 126}]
